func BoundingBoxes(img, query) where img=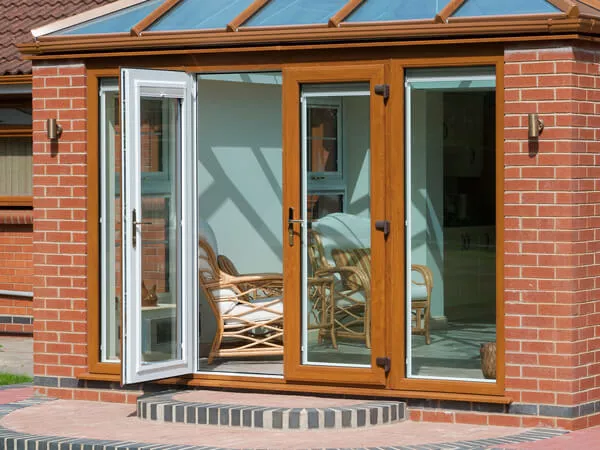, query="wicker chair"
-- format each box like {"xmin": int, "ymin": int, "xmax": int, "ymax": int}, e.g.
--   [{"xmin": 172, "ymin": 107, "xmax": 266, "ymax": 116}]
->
[
  {"xmin": 308, "ymin": 213, "xmax": 433, "ymax": 347},
  {"xmin": 308, "ymin": 229, "xmax": 371, "ymax": 348},
  {"xmin": 198, "ymin": 239, "xmax": 284, "ymax": 363}
]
